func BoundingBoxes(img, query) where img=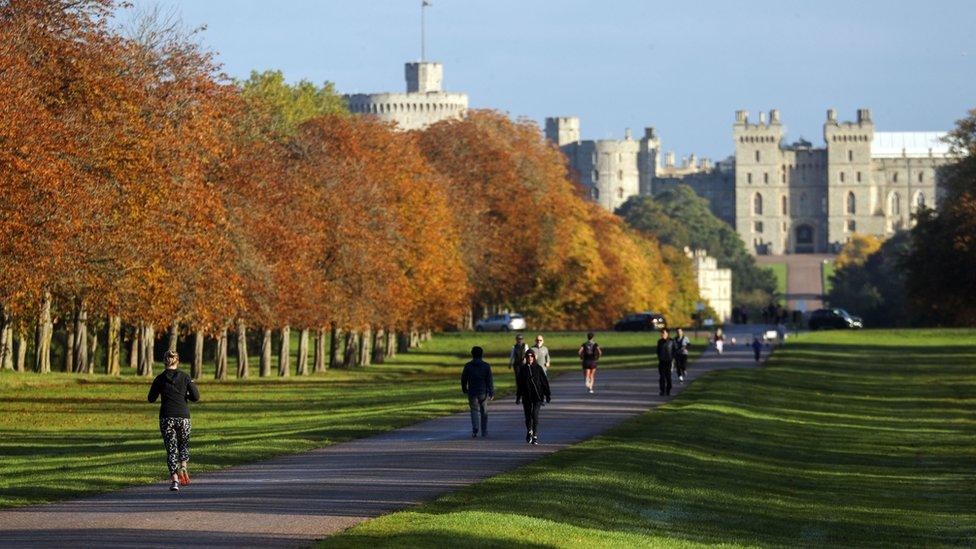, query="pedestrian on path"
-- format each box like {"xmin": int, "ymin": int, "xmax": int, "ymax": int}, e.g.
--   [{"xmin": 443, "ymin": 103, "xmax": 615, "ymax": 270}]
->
[
  {"xmin": 714, "ymin": 328, "xmax": 725, "ymax": 355},
  {"xmin": 673, "ymin": 327, "xmax": 690, "ymax": 383},
  {"xmin": 148, "ymin": 350, "xmax": 199, "ymax": 491},
  {"xmin": 509, "ymin": 333, "xmax": 529, "ymax": 372},
  {"xmin": 530, "ymin": 334, "xmax": 551, "ymax": 377},
  {"xmin": 461, "ymin": 346, "xmax": 494, "ymax": 438},
  {"xmin": 751, "ymin": 337, "xmax": 763, "ymax": 363},
  {"xmin": 516, "ymin": 349, "xmax": 551, "ymax": 445},
  {"xmin": 578, "ymin": 332, "xmax": 602, "ymax": 393},
  {"xmin": 656, "ymin": 329, "xmax": 676, "ymax": 396}
]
